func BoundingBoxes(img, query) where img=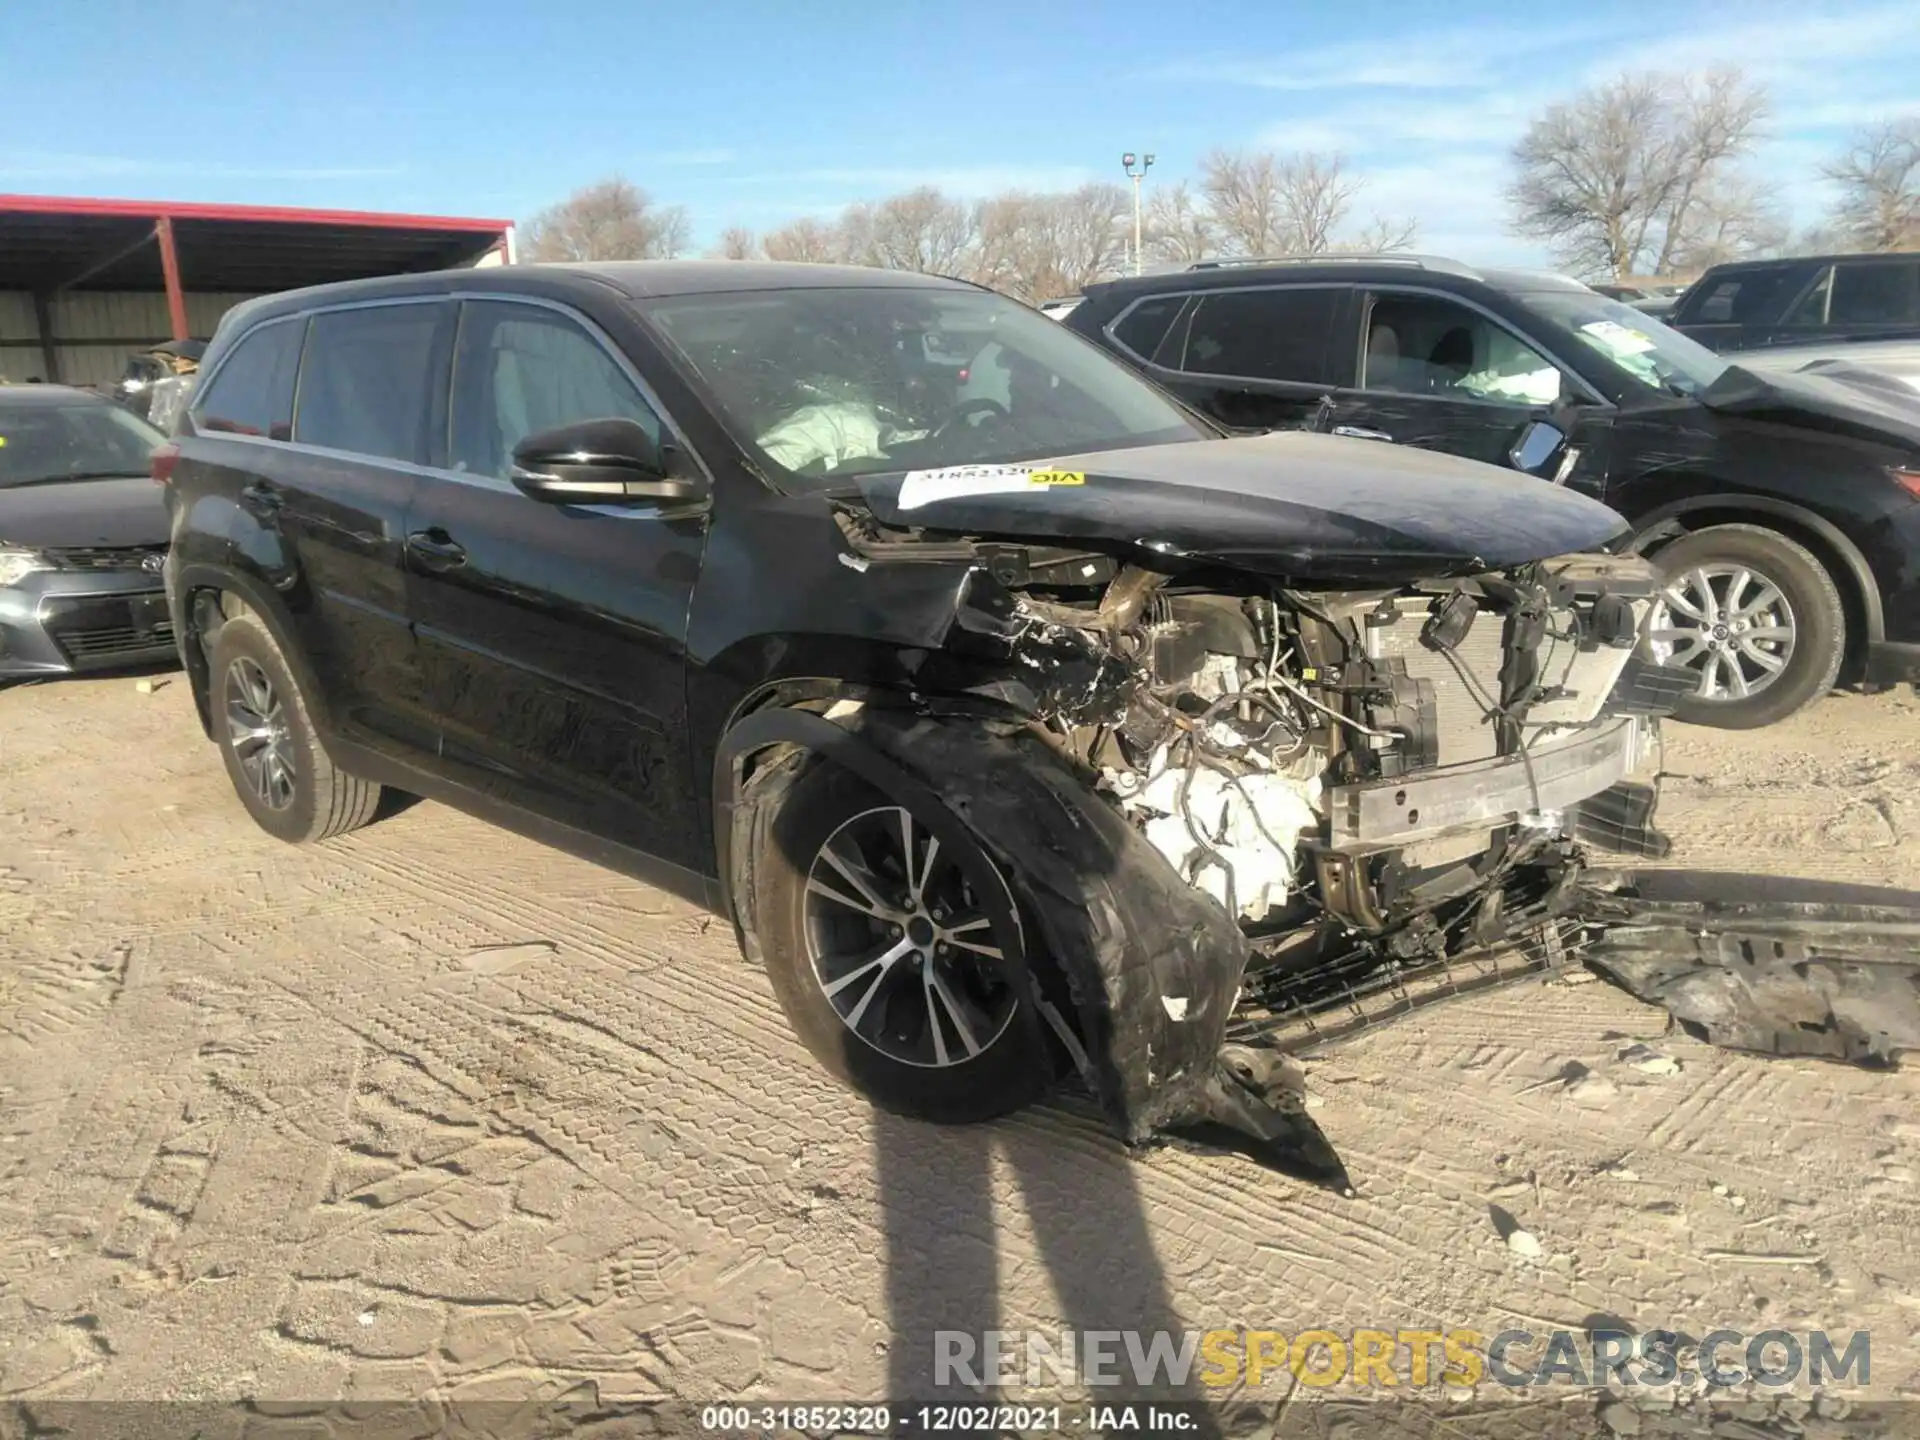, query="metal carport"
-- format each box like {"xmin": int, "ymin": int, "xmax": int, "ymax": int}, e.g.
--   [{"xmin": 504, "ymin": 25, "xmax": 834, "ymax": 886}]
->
[{"xmin": 0, "ymin": 195, "xmax": 513, "ymax": 387}]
